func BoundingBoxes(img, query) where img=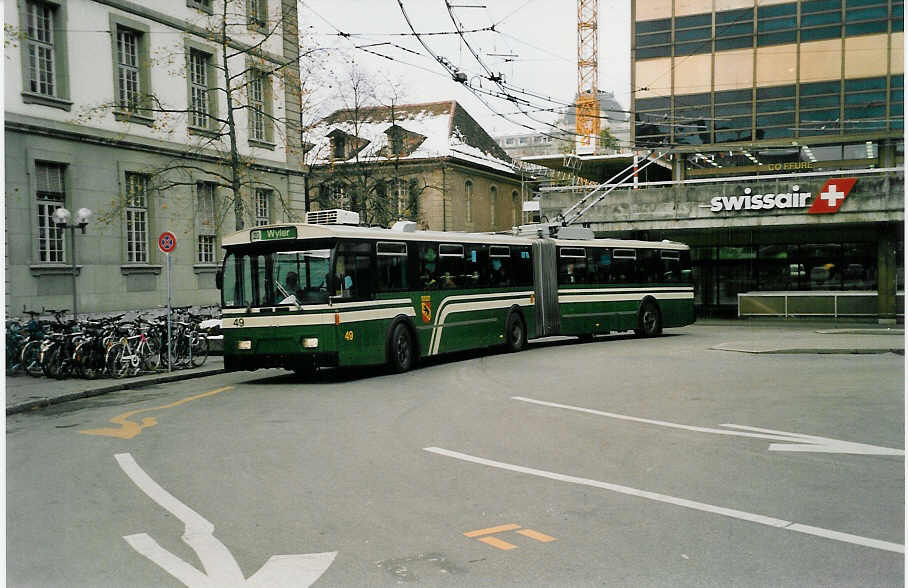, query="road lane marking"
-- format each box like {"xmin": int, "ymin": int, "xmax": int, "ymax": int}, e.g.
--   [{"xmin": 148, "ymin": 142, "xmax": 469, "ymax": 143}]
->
[
  {"xmin": 512, "ymin": 396, "xmax": 905, "ymax": 457},
  {"xmin": 79, "ymin": 386, "xmax": 233, "ymax": 439},
  {"xmin": 116, "ymin": 453, "xmax": 337, "ymax": 587},
  {"xmin": 425, "ymin": 447, "xmax": 904, "ymax": 554},
  {"xmin": 478, "ymin": 536, "xmax": 518, "ymax": 550},
  {"xmin": 464, "ymin": 523, "xmax": 556, "ymax": 551},
  {"xmin": 464, "ymin": 523, "xmax": 522, "ymax": 537},
  {"xmin": 517, "ymin": 529, "xmax": 556, "ymax": 542}
]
